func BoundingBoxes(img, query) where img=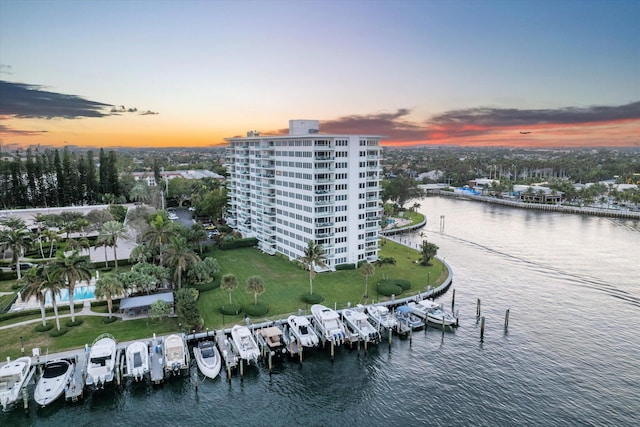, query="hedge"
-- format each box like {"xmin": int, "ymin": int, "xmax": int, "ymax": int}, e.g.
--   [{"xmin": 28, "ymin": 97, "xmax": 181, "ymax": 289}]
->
[
  {"xmin": 335, "ymin": 263, "xmax": 356, "ymax": 271},
  {"xmin": 66, "ymin": 319, "xmax": 84, "ymax": 328},
  {"xmin": 301, "ymin": 293, "xmax": 323, "ymax": 304},
  {"xmin": 243, "ymin": 303, "xmax": 268, "ymax": 317},
  {"xmin": 0, "ymin": 303, "xmax": 83, "ymax": 322},
  {"xmin": 377, "ymin": 282, "xmax": 403, "ymax": 297},
  {"xmin": 103, "ymin": 316, "xmax": 119, "ymax": 324},
  {"xmin": 193, "ymin": 280, "xmax": 220, "ymax": 293},
  {"xmin": 219, "ymin": 238, "xmax": 259, "ymax": 250},
  {"xmin": 219, "ymin": 304, "xmax": 242, "ymax": 315},
  {"xmin": 49, "ymin": 328, "xmax": 68, "ymax": 337},
  {"xmin": 34, "ymin": 324, "xmax": 53, "ymax": 332}
]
